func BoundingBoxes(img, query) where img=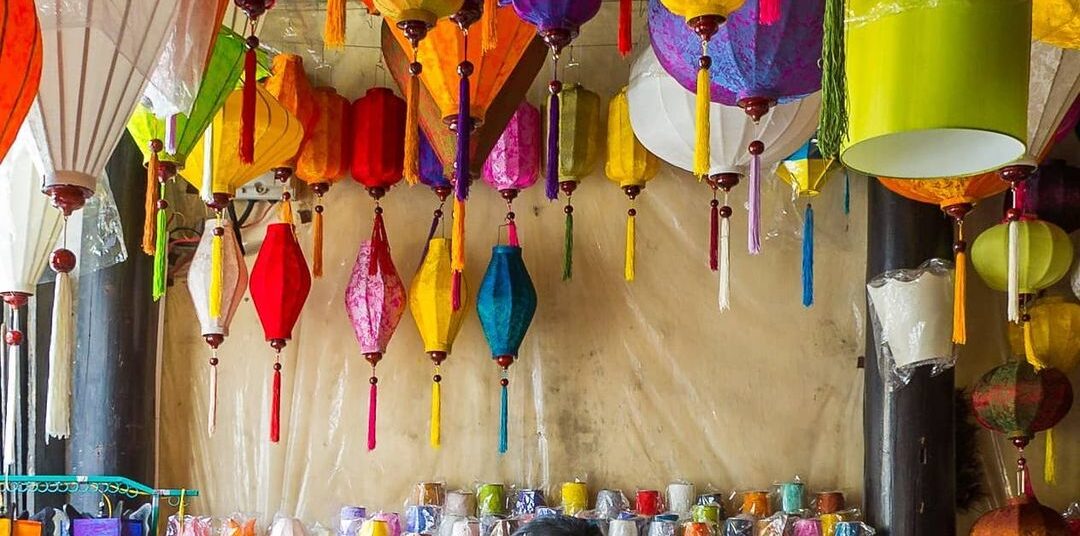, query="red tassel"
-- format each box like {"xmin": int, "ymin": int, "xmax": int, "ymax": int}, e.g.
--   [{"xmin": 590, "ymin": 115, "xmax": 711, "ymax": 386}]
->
[
  {"xmin": 759, "ymin": 0, "xmax": 780, "ymax": 25},
  {"xmin": 270, "ymin": 363, "xmax": 281, "ymax": 443},
  {"xmin": 240, "ymin": 44, "xmax": 258, "ymax": 164},
  {"xmin": 367, "ymin": 379, "xmax": 378, "ymax": 451},
  {"xmin": 709, "ymin": 201, "xmax": 718, "ymax": 271},
  {"xmin": 451, "ymin": 271, "xmax": 462, "ymax": 311},
  {"xmin": 618, "ymin": 0, "xmax": 632, "ymax": 57},
  {"xmin": 508, "ymin": 218, "xmax": 519, "ymax": 247}
]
